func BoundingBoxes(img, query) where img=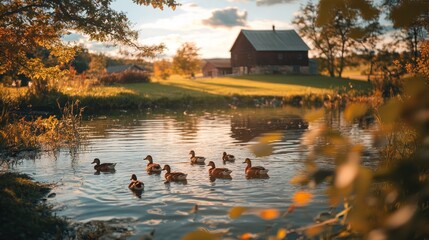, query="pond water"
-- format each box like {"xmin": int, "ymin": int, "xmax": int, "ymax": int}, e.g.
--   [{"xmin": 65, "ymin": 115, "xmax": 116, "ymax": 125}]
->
[{"xmin": 10, "ymin": 108, "xmax": 377, "ymax": 239}]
